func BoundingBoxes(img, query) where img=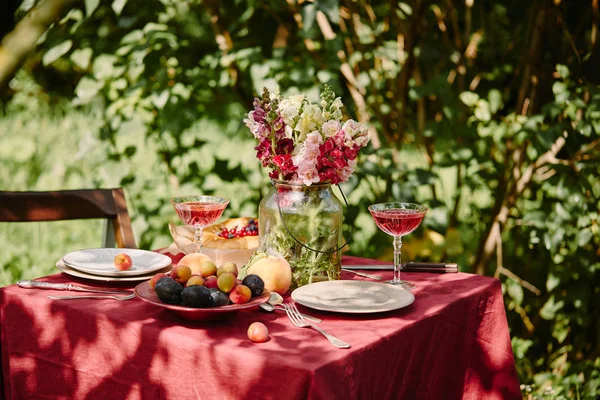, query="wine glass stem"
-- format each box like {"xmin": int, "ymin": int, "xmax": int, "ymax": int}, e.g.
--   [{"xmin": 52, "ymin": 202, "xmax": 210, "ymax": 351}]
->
[
  {"xmin": 393, "ymin": 236, "xmax": 402, "ymax": 283},
  {"xmin": 194, "ymin": 226, "xmax": 203, "ymax": 253}
]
